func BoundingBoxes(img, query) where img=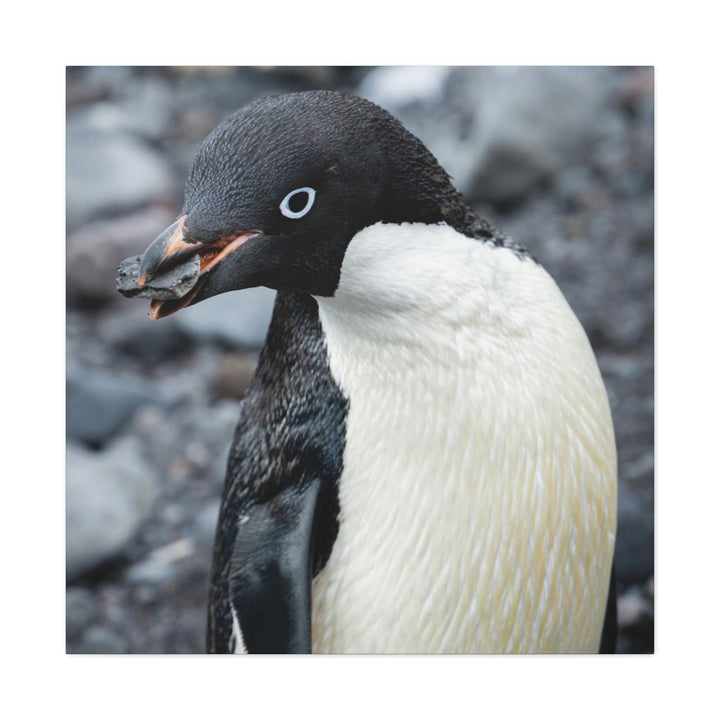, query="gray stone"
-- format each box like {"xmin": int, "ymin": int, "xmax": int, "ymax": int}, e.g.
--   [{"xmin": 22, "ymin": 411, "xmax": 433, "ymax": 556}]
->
[
  {"xmin": 116, "ymin": 253, "xmax": 200, "ymax": 301},
  {"xmin": 67, "ymin": 208, "xmax": 176, "ymax": 306},
  {"xmin": 67, "ymin": 367, "xmax": 168, "ymax": 447},
  {"xmin": 359, "ymin": 66, "xmax": 626, "ymax": 206},
  {"xmin": 82, "ymin": 78, "xmax": 174, "ymax": 142},
  {"xmin": 466, "ymin": 67, "xmax": 625, "ymax": 205},
  {"xmin": 66, "ymin": 437, "xmax": 162, "ymax": 580},
  {"xmin": 66, "ymin": 119, "xmax": 176, "ymax": 231},
  {"xmin": 176, "ymin": 286, "xmax": 276, "ymax": 349},
  {"xmin": 72, "ymin": 625, "xmax": 129, "ymax": 654}
]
